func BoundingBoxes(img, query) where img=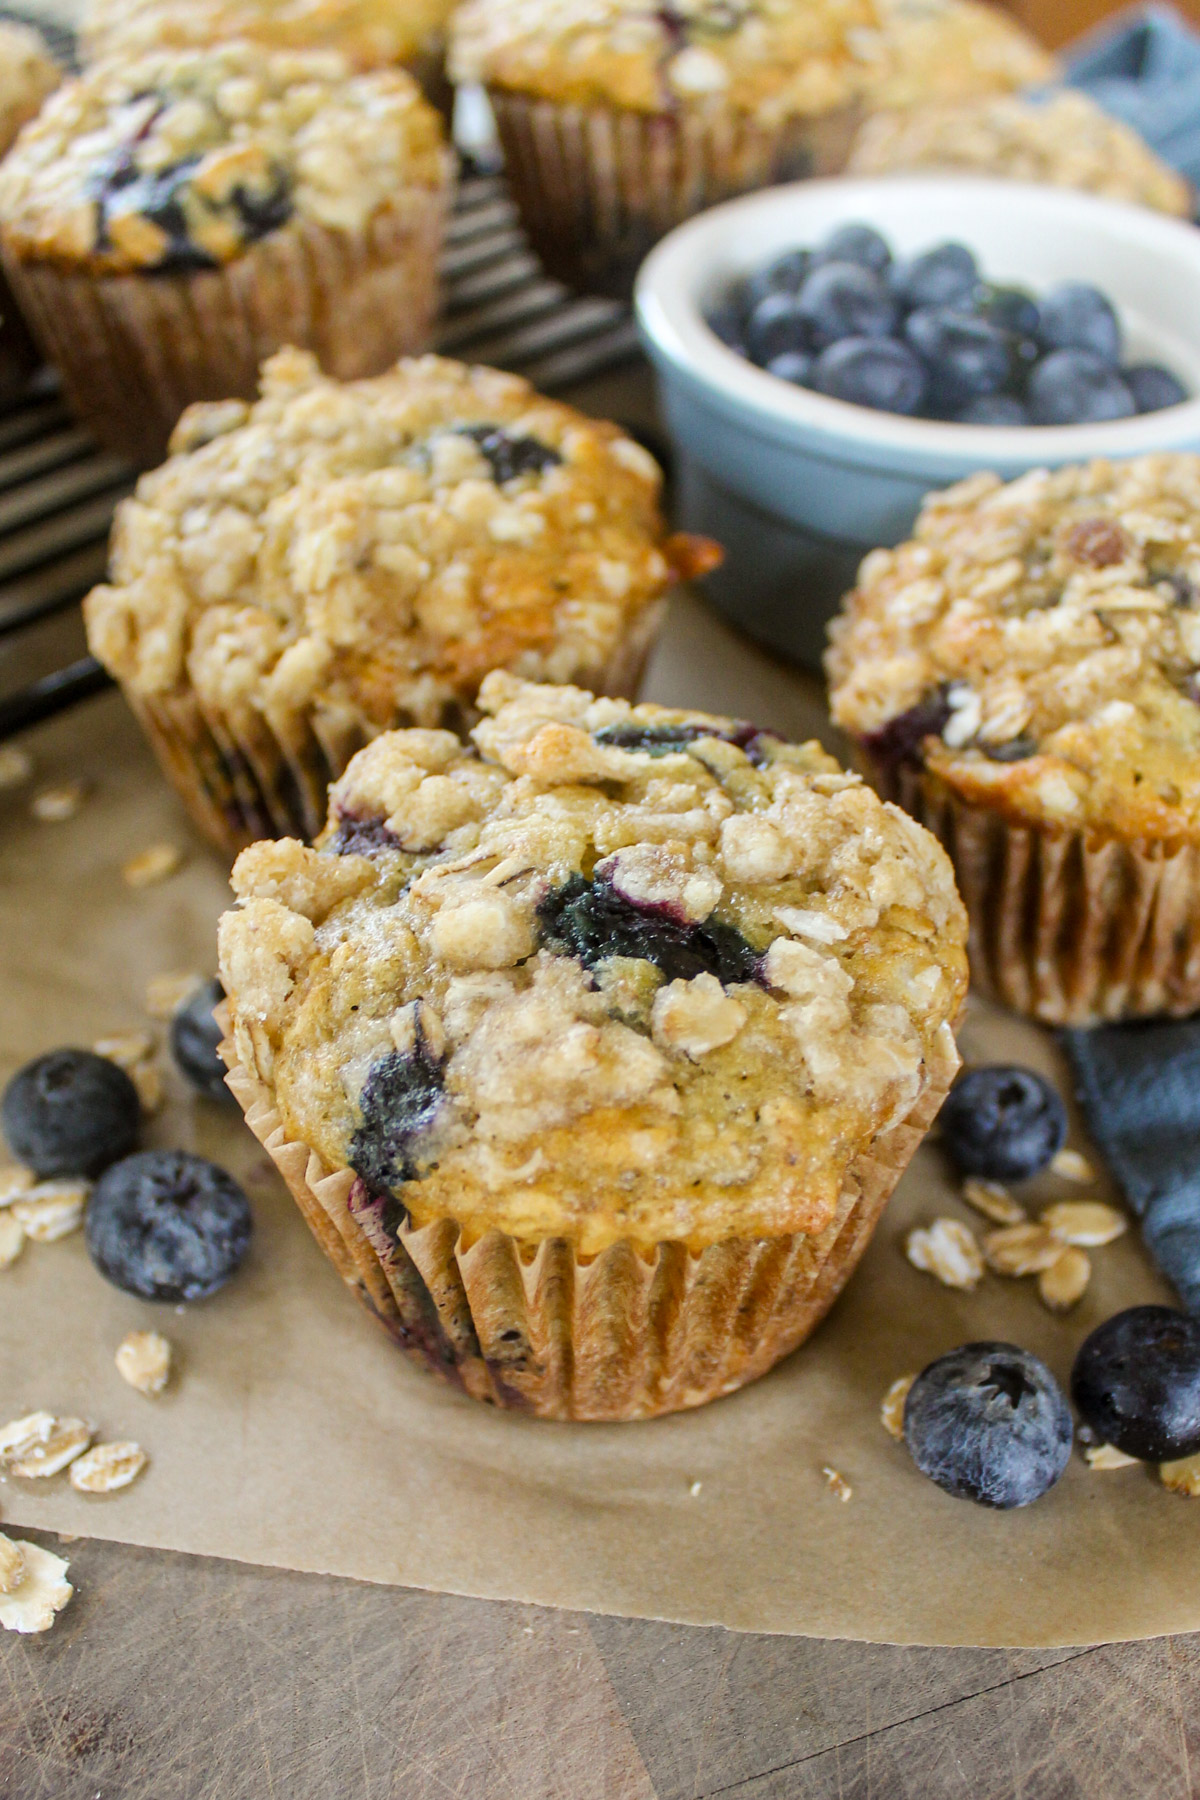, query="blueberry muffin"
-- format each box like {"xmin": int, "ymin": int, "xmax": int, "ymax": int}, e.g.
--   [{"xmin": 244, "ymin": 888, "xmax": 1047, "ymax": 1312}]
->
[
  {"xmin": 84, "ymin": 348, "xmax": 706, "ymax": 856},
  {"xmin": 217, "ymin": 672, "xmax": 967, "ymax": 1419},
  {"xmin": 849, "ymin": 90, "xmax": 1191, "ymax": 216},
  {"xmin": 850, "ymin": 0, "xmax": 1053, "ymax": 113},
  {"xmin": 450, "ymin": 0, "xmax": 1049, "ymax": 299},
  {"xmin": 80, "ymin": 0, "xmax": 459, "ymax": 112},
  {"xmin": 828, "ymin": 457, "xmax": 1200, "ymax": 1025},
  {"xmin": 0, "ymin": 44, "xmax": 453, "ymax": 464},
  {"xmin": 0, "ymin": 21, "xmax": 60, "ymax": 395}
]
